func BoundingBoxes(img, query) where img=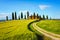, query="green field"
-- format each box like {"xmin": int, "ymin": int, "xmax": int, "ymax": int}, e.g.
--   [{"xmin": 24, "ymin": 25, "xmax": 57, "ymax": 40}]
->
[
  {"xmin": 0, "ymin": 20, "xmax": 60, "ymax": 40},
  {"xmin": 37, "ymin": 20, "xmax": 60, "ymax": 34},
  {"xmin": 0, "ymin": 20, "xmax": 37, "ymax": 40}
]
